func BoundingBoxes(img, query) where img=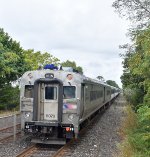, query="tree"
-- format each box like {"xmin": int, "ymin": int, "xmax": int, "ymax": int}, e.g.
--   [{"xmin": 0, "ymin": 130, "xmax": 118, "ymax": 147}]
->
[
  {"xmin": 0, "ymin": 28, "xmax": 28, "ymax": 110},
  {"xmin": 96, "ymin": 76, "xmax": 105, "ymax": 82},
  {"xmin": 0, "ymin": 28, "xmax": 27, "ymax": 87},
  {"xmin": 112, "ymin": 0, "xmax": 150, "ymax": 28},
  {"xmin": 106, "ymin": 80, "xmax": 119, "ymax": 88},
  {"xmin": 0, "ymin": 28, "xmax": 61, "ymax": 110},
  {"xmin": 112, "ymin": 0, "xmax": 150, "ymax": 107},
  {"xmin": 61, "ymin": 60, "xmax": 83, "ymax": 74},
  {"xmin": 128, "ymin": 27, "xmax": 150, "ymax": 106},
  {"xmin": 23, "ymin": 49, "xmax": 60, "ymax": 70},
  {"xmin": 0, "ymin": 85, "xmax": 19, "ymax": 110},
  {"xmin": 112, "ymin": 2, "xmax": 150, "ymax": 156}
]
